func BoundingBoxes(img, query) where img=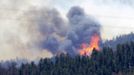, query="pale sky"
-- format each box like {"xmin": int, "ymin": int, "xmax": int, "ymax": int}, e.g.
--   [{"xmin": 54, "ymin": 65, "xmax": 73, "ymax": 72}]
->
[
  {"xmin": 51, "ymin": 0, "xmax": 134, "ymax": 40},
  {"xmin": 0, "ymin": 0, "xmax": 134, "ymax": 60}
]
